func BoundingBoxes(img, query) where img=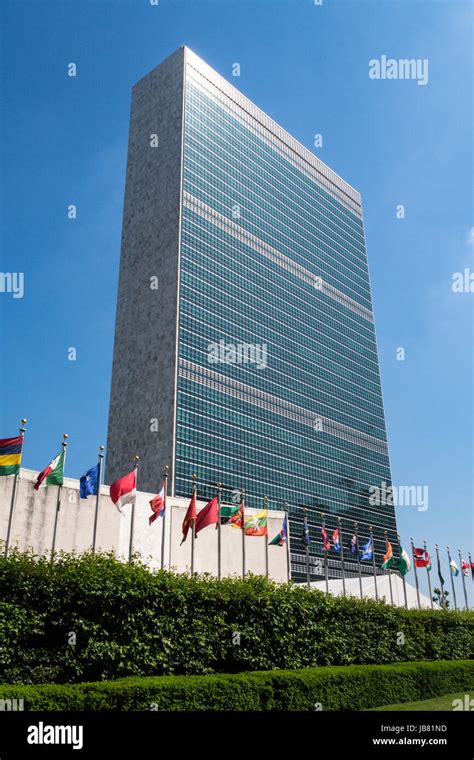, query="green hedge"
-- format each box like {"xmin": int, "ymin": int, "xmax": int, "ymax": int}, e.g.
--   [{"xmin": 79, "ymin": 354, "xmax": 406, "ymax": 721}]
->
[
  {"xmin": 0, "ymin": 551, "xmax": 472, "ymax": 684},
  {"xmin": 1, "ymin": 661, "xmax": 473, "ymax": 711}
]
